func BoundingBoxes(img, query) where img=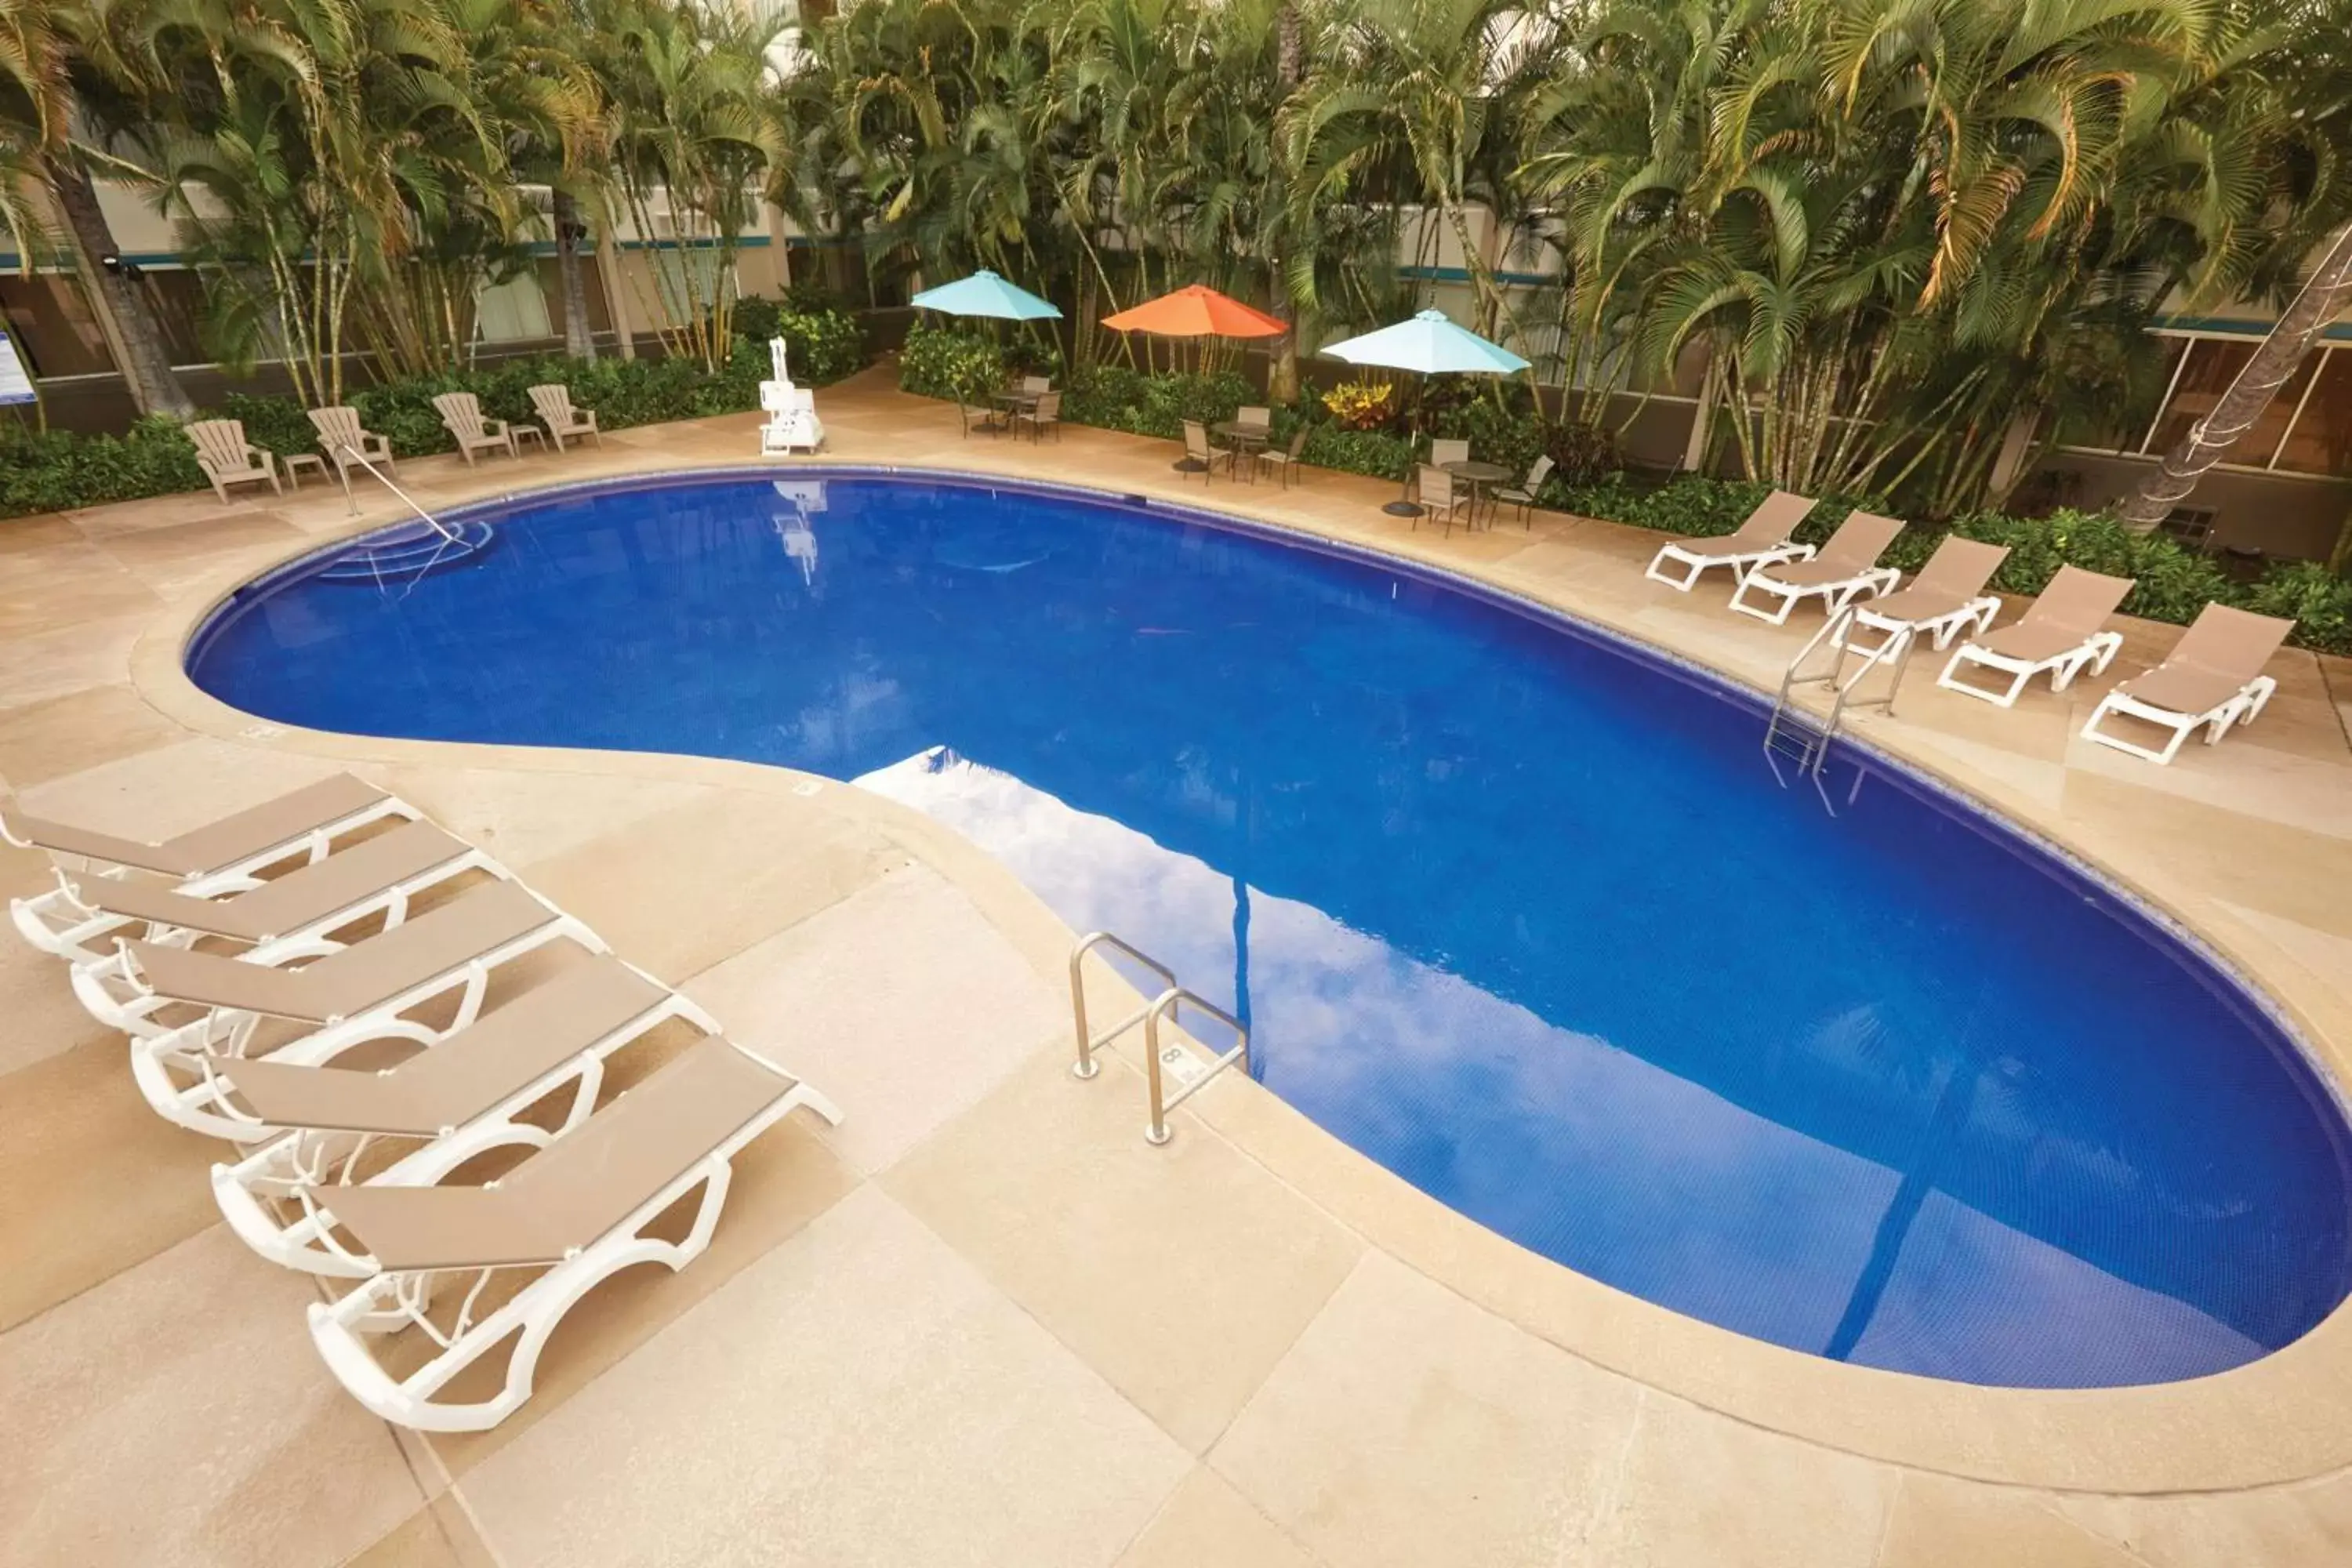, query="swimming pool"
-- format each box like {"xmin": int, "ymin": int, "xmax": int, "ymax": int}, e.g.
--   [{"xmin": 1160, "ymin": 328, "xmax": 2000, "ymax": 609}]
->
[{"xmin": 188, "ymin": 470, "xmax": 2352, "ymax": 1388}]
